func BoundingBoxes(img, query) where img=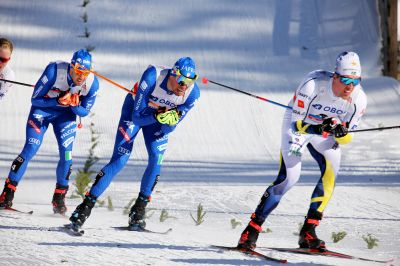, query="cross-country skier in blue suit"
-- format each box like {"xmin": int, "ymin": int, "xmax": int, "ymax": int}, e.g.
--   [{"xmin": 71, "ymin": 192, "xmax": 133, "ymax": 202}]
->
[
  {"xmin": 69, "ymin": 57, "xmax": 200, "ymax": 231},
  {"xmin": 0, "ymin": 49, "xmax": 99, "ymax": 214}
]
